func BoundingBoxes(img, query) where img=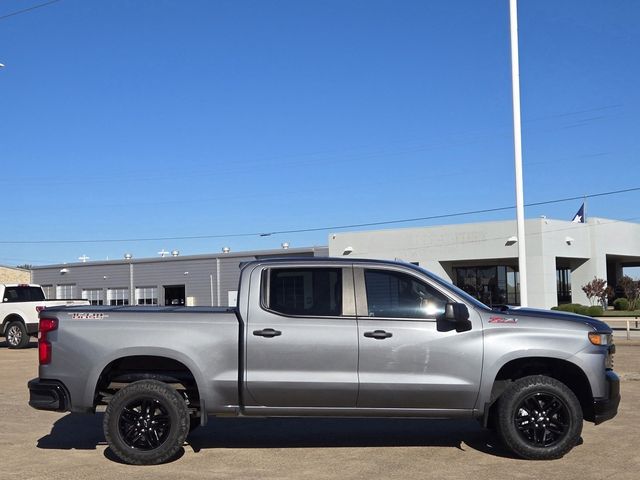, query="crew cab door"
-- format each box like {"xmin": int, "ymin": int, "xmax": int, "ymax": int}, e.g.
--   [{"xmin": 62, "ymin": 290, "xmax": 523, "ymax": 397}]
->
[
  {"xmin": 354, "ymin": 265, "xmax": 483, "ymax": 411},
  {"xmin": 243, "ymin": 264, "xmax": 358, "ymax": 409}
]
